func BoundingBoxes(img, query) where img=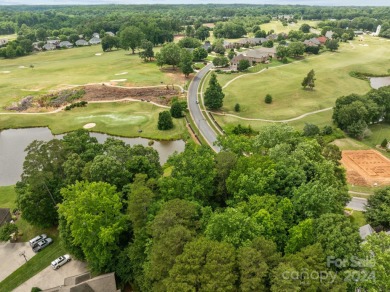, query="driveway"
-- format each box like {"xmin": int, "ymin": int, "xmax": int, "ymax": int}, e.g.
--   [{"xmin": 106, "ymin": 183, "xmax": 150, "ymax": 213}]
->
[
  {"xmin": 0, "ymin": 242, "xmax": 36, "ymax": 282},
  {"xmin": 346, "ymin": 197, "xmax": 368, "ymax": 211},
  {"xmin": 13, "ymin": 259, "xmax": 88, "ymax": 291}
]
